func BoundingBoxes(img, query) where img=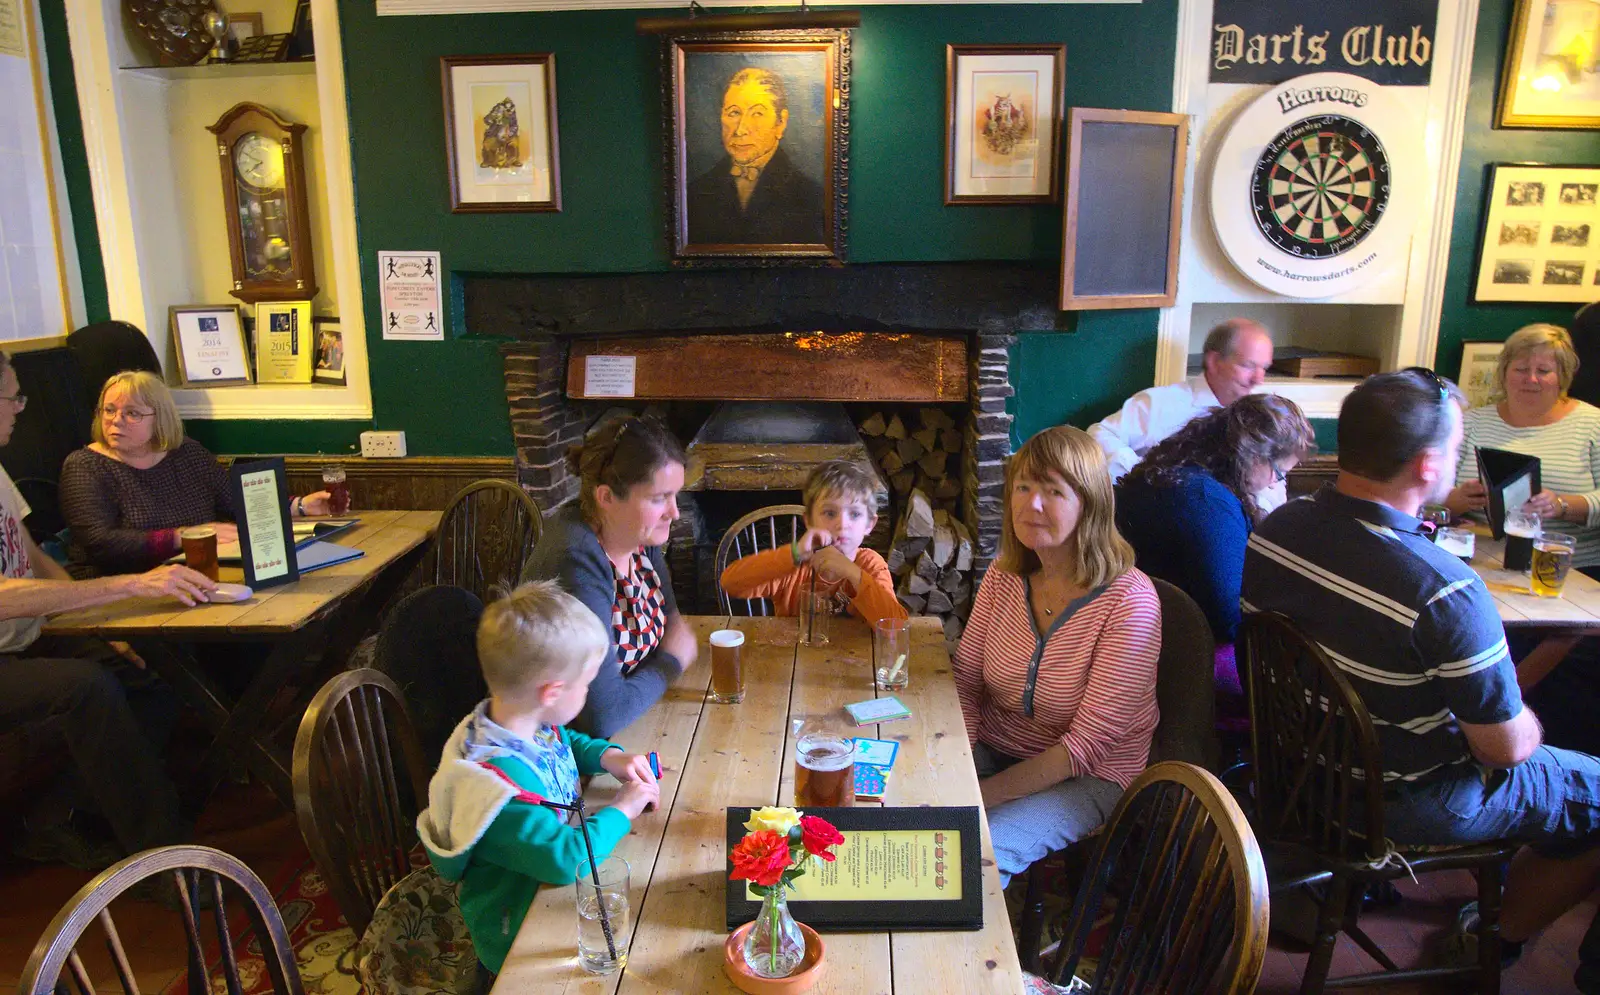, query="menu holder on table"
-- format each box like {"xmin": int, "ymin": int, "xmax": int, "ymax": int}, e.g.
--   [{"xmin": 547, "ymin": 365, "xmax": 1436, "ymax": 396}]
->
[
  {"xmin": 724, "ymin": 805, "xmax": 983, "ymax": 931},
  {"xmin": 230, "ymin": 457, "xmax": 299, "ymax": 590},
  {"xmin": 1477, "ymin": 447, "xmax": 1540, "ymax": 539}
]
